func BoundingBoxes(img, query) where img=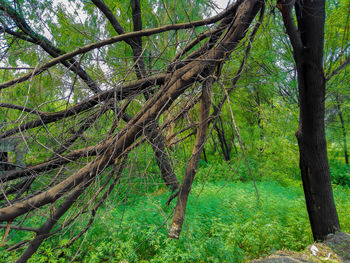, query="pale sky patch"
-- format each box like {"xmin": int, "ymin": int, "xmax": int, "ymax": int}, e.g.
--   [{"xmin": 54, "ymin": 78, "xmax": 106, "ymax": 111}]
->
[{"xmin": 214, "ymin": 0, "xmax": 231, "ymax": 10}]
